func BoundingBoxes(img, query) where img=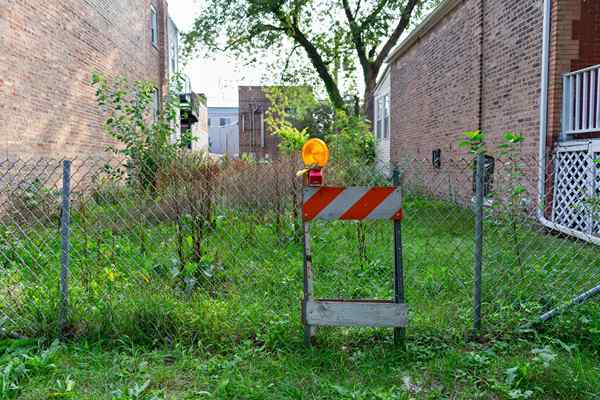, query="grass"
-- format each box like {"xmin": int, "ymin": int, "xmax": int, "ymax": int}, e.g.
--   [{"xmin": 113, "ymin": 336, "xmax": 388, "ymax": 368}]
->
[
  {"xmin": 6, "ymin": 307, "xmax": 600, "ymax": 399},
  {"xmin": 2, "ymin": 180, "xmax": 600, "ymax": 398}
]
